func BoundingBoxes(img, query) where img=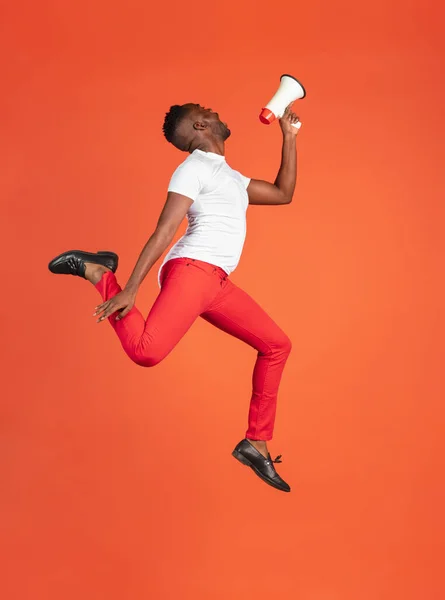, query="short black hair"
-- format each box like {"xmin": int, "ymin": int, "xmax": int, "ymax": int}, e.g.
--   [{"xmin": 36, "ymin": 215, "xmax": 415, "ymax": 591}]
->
[{"xmin": 162, "ymin": 105, "xmax": 191, "ymax": 147}]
